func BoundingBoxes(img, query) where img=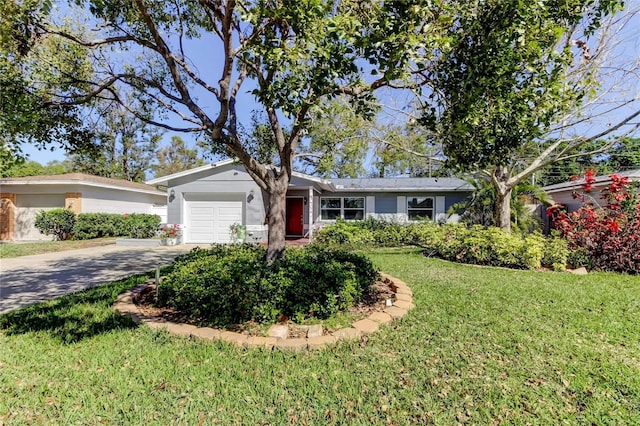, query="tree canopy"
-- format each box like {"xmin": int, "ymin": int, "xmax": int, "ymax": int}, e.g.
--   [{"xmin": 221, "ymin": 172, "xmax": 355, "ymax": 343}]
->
[
  {"xmin": 412, "ymin": 0, "xmax": 639, "ymax": 230},
  {"xmin": 1, "ymin": 1, "xmax": 98, "ymax": 167}
]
